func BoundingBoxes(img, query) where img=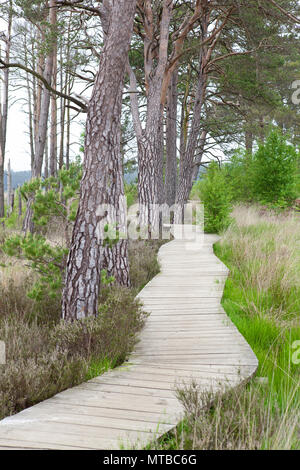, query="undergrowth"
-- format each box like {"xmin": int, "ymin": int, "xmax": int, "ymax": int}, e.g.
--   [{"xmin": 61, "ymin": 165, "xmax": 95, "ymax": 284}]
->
[{"xmin": 0, "ymin": 227, "xmax": 163, "ymax": 420}]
